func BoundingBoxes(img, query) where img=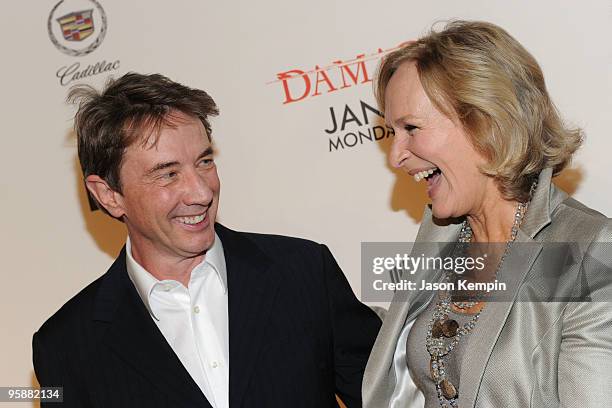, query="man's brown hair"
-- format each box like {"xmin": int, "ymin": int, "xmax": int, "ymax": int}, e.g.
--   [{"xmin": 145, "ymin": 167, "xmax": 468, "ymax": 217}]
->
[{"xmin": 68, "ymin": 72, "xmax": 219, "ymax": 211}]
